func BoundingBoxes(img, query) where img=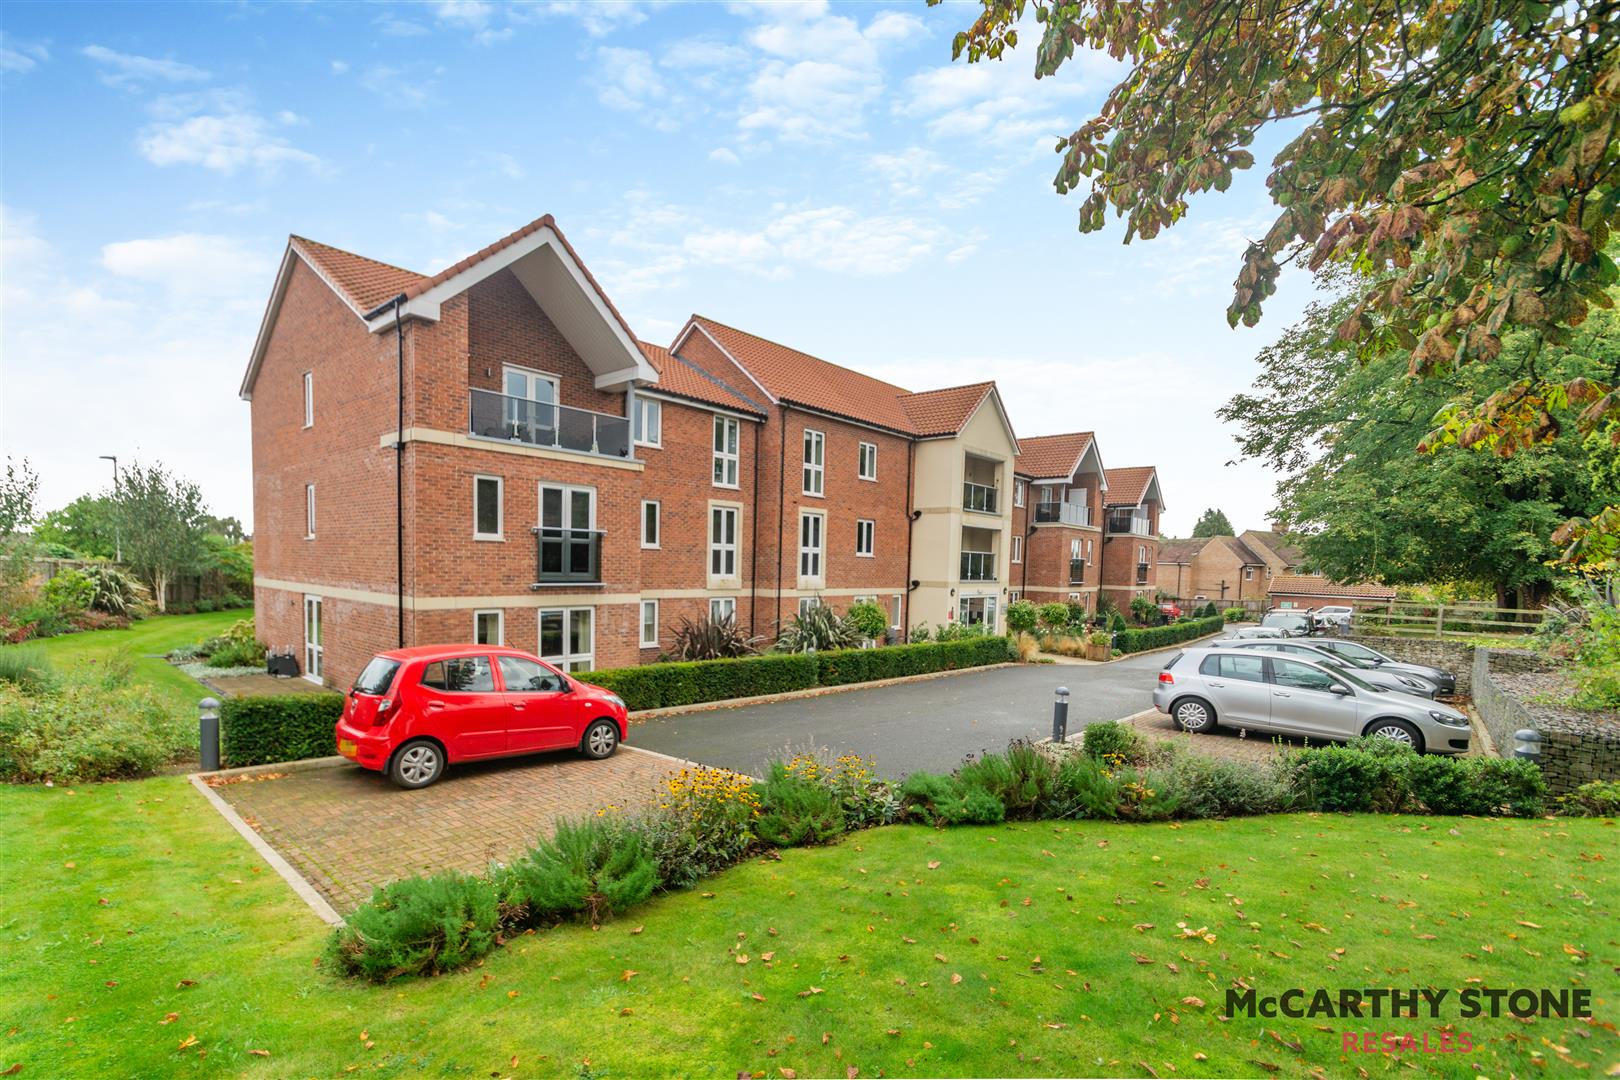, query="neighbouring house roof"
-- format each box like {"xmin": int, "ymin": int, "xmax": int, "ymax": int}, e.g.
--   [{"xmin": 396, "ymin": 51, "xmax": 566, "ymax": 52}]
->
[
  {"xmin": 1015, "ymin": 432, "xmax": 1099, "ymax": 481},
  {"xmin": 1267, "ymin": 574, "xmax": 1396, "ymax": 600},
  {"xmin": 638, "ymin": 341, "xmax": 766, "ymax": 417},
  {"xmin": 1241, "ymin": 528, "xmax": 1303, "ymax": 567},
  {"xmin": 1103, "ymin": 466, "xmax": 1164, "ymax": 509},
  {"xmin": 1158, "ymin": 537, "xmax": 1214, "ymax": 564},
  {"xmin": 289, "ymin": 236, "xmax": 428, "ymax": 314},
  {"xmin": 678, "ymin": 315, "xmax": 1016, "ymax": 444}
]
